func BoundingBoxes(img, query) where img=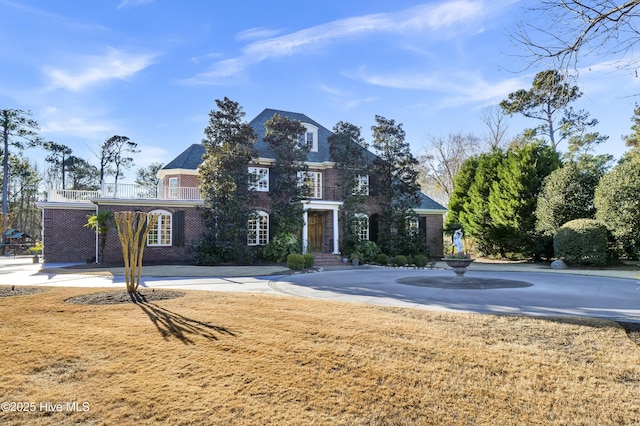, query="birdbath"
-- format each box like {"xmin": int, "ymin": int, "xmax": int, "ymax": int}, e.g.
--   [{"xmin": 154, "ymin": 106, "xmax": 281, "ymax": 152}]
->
[{"xmin": 442, "ymin": 257, "xmax": 475, "ymax": 280}]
